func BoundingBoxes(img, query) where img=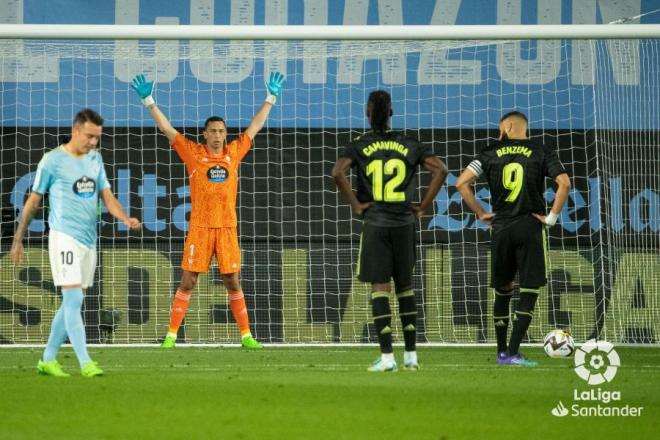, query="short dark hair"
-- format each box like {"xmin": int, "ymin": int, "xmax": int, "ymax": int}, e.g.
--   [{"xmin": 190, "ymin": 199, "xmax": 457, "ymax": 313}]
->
[
  {"xmin": 500, "ymin": 111, "xmax": 528, "ymax": 124},
  {"xmin": 73, "ymin": 108, "xmax": 103, "ymax": 127},
  {"xmin": 204, "ymin": 116, "xmax": 226, "ymax": 130},
  {"xmin": 367, "ymin": 90, "xmax": 393, "ymax": 132}
]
